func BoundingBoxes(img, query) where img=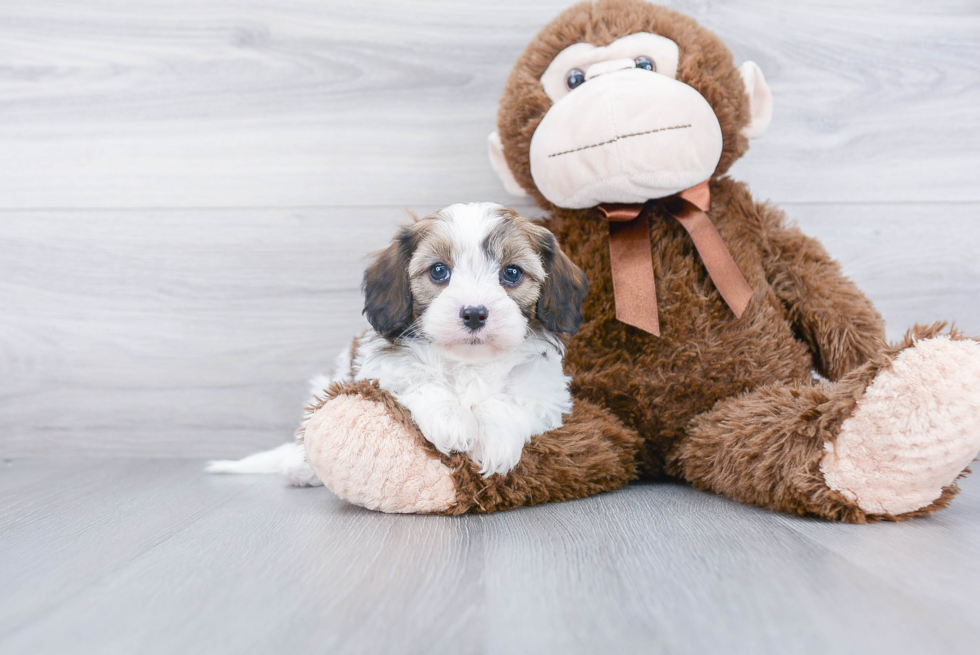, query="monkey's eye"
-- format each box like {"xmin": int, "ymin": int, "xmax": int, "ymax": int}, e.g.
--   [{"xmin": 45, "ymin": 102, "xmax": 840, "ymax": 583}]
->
[
  {"xmin": 634, "ymin": 56, "xmax": 656, "ymax": 72},
  {"xmin": 429, "ymin": 263, "xmax": 451, "ymax": 283},
  {"xmin": 500, "ymin": 265, "xmax": 524, "ymax": 286},
  {"xmin": 565, "ymin": 69, "xmax": 585, "ymax": 90}
]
